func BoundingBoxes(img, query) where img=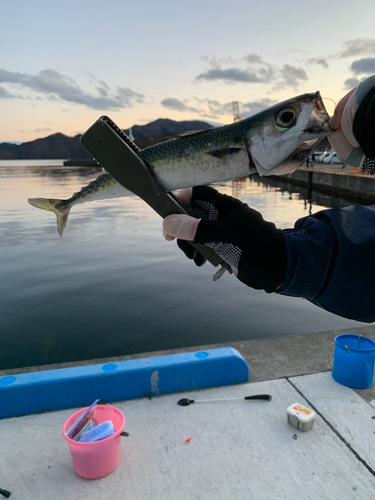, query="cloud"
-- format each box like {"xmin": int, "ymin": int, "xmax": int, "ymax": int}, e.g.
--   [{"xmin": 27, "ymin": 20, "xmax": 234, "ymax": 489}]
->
[
  {"xmin": 351, "ymin": 57, "xmax": 375, "ymax": 75},
  {"xmin": 0, "ymin": 84, "xmax": 23, "ymax": 99},
  {"xmin": 161, "ymin": 96, "xmax": 222, "ymax": 117},
  {"xmin": 306, "ymin": 57, "xmax": 329, "ymax": 69},
  {"xmin": 0, "ymin": 68, "xmax": 145, "ymax": 110},
  {"xmin": 196, "ymin": 67, "xmax": 263, "ymax": 84},
  {"xmin": 47, "ymin": 94, "xmax": 60, "ymax": 102},
  {"xmin": 242, "ymin": 54, "xmax": 266, "ymax": 65},
  {"xmin": 116, "ymin": 86, "xmax": 144, "ymax": 105},
  {"xmin": 241, "ymin": 98, "xmax": 275, "ymax": 117},
  {"xmin": 161, "ymin": 95, "xmax": 275, "ymax": 121},
  {"xmin": 196, "ymin": 98, "xmax": 232, "ymax": 117},
  {"xmin": 273, "ymin": 64, "xmax": 308, "ymax": 91},
  {"xmin": 196, "ymin": 53, "xmax": 274, "ymax": 85},
  {"xmin": 195, "ymin": 55, "xmax": 309, "ymax": 91},
  {"xmin": 343, "ymin": 77, "xmax": 360, "ymax": 90},
  {"xmin": 161, "ymin": 98, "xmax": 199, "ymax": 113},
  {"xmin": 201, "ymin": 56, "xmax": 236, "ymax": 67},
  {"xmin": 34, "ymin": 128, "xmax": 52, "ymax": 132},
  {"xmin": 338, "ymin": 38, "xmax": 375, "ymax": 58},
  {"xmin": 0, "ymin": 85, "xmax": 12, "ymax": 98}
]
